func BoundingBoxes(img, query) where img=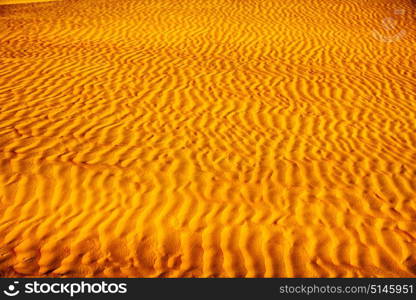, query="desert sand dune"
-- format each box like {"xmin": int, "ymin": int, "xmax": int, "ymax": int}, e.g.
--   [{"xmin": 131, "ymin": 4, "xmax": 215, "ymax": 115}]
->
[{"xmin": 0, "ymin": 0, "xmax": 415, "ymax": 277}]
